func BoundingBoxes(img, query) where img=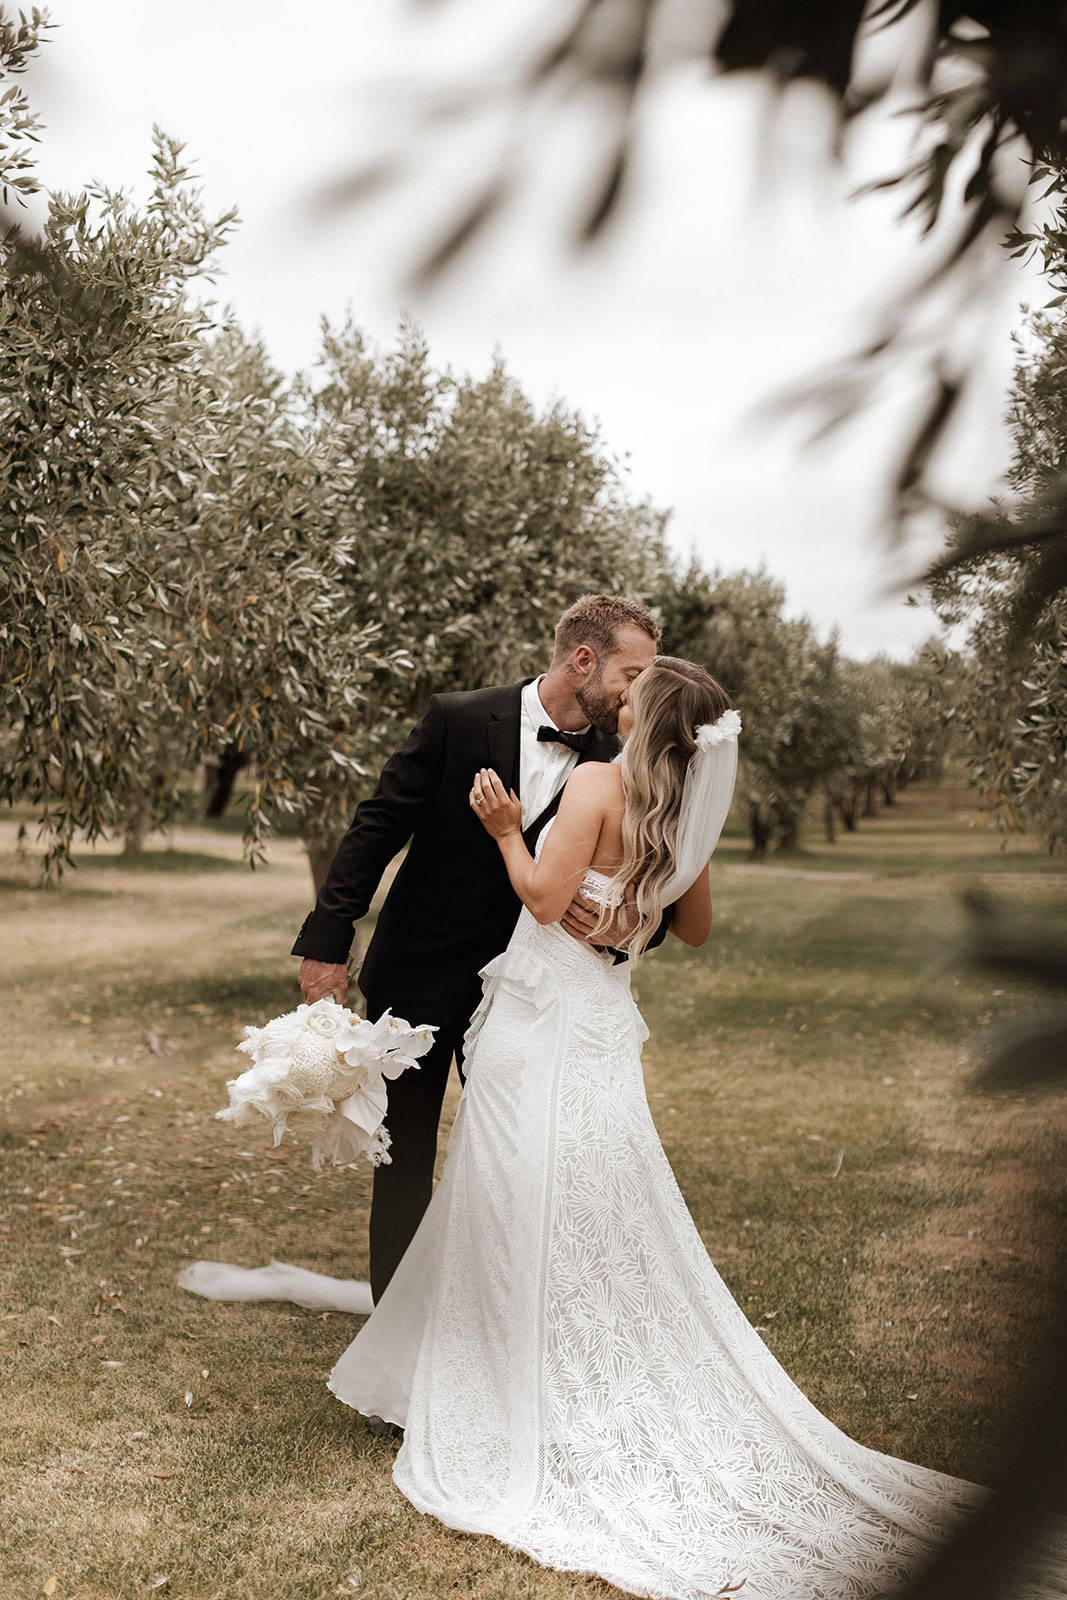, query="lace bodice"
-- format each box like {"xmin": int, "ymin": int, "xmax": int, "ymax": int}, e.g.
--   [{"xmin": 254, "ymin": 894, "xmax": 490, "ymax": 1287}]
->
[{"xmin": 576, "ymin": 866, "xmax": 621, "ymax": 908}]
